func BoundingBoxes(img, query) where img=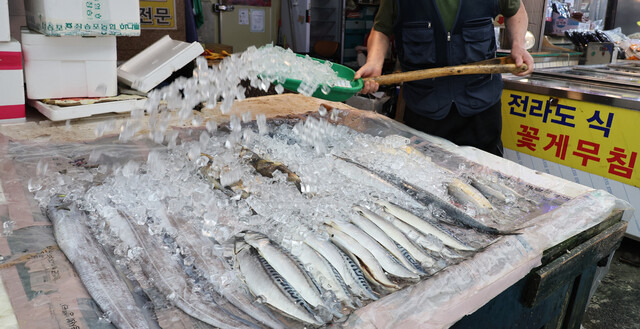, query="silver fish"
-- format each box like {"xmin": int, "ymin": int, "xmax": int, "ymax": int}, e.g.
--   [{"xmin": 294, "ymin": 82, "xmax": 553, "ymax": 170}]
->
[
  {"xmin": 386, "ymin": 213, "xmax": 464, "ymax": 260},
  {"xmin": 328, "ymin": 220, "xmax": 419, "ymax": 280},
  {"xmin": 353, "ymin": 205, "xmax": 436, "ymax": 268},
  {"xmin": 164, "ymin": 215, "xmax": 286, "ymax": 329},
  {"xmin": 349, "ymin": 209, "xmax": 425, "ymax": 275},
  {"xmin": 304, "ymin": 235, "xmax": 378, "ymax": 301},
  {"xmin": 447, "ymin": 178, "xmax": 494, "ymax": 214},
  {"xmin": 470, "ymin": 178, "xmax": 507, "ymax": 202},
  {"xmin": 295, "ymin": 243, "xmax": 354, "ymax": 308},
  {"xmin": 47, "ymin": 197, "xmax": 153, "ymax": 329},
  {"xmin": 377, "ymin": 200, "xmax": 475, "ymax": 251},
  {"xmin": 326, "ymin": 225, "xmax": 400, "ymax": 291},
  {"xmin": 235, "ymin": 241, "xmax": 323, "ymax": 326},
  {"xmin": 110, "ymin": 209, "xmax": 260, "ymax": 329},
  {"xmin": 334, "ymin": 155, "xmax": 514, "ymax": 235},
  {"xmin": 243, "ymin": 232, "xmax": 325, "ymax": 310}
]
